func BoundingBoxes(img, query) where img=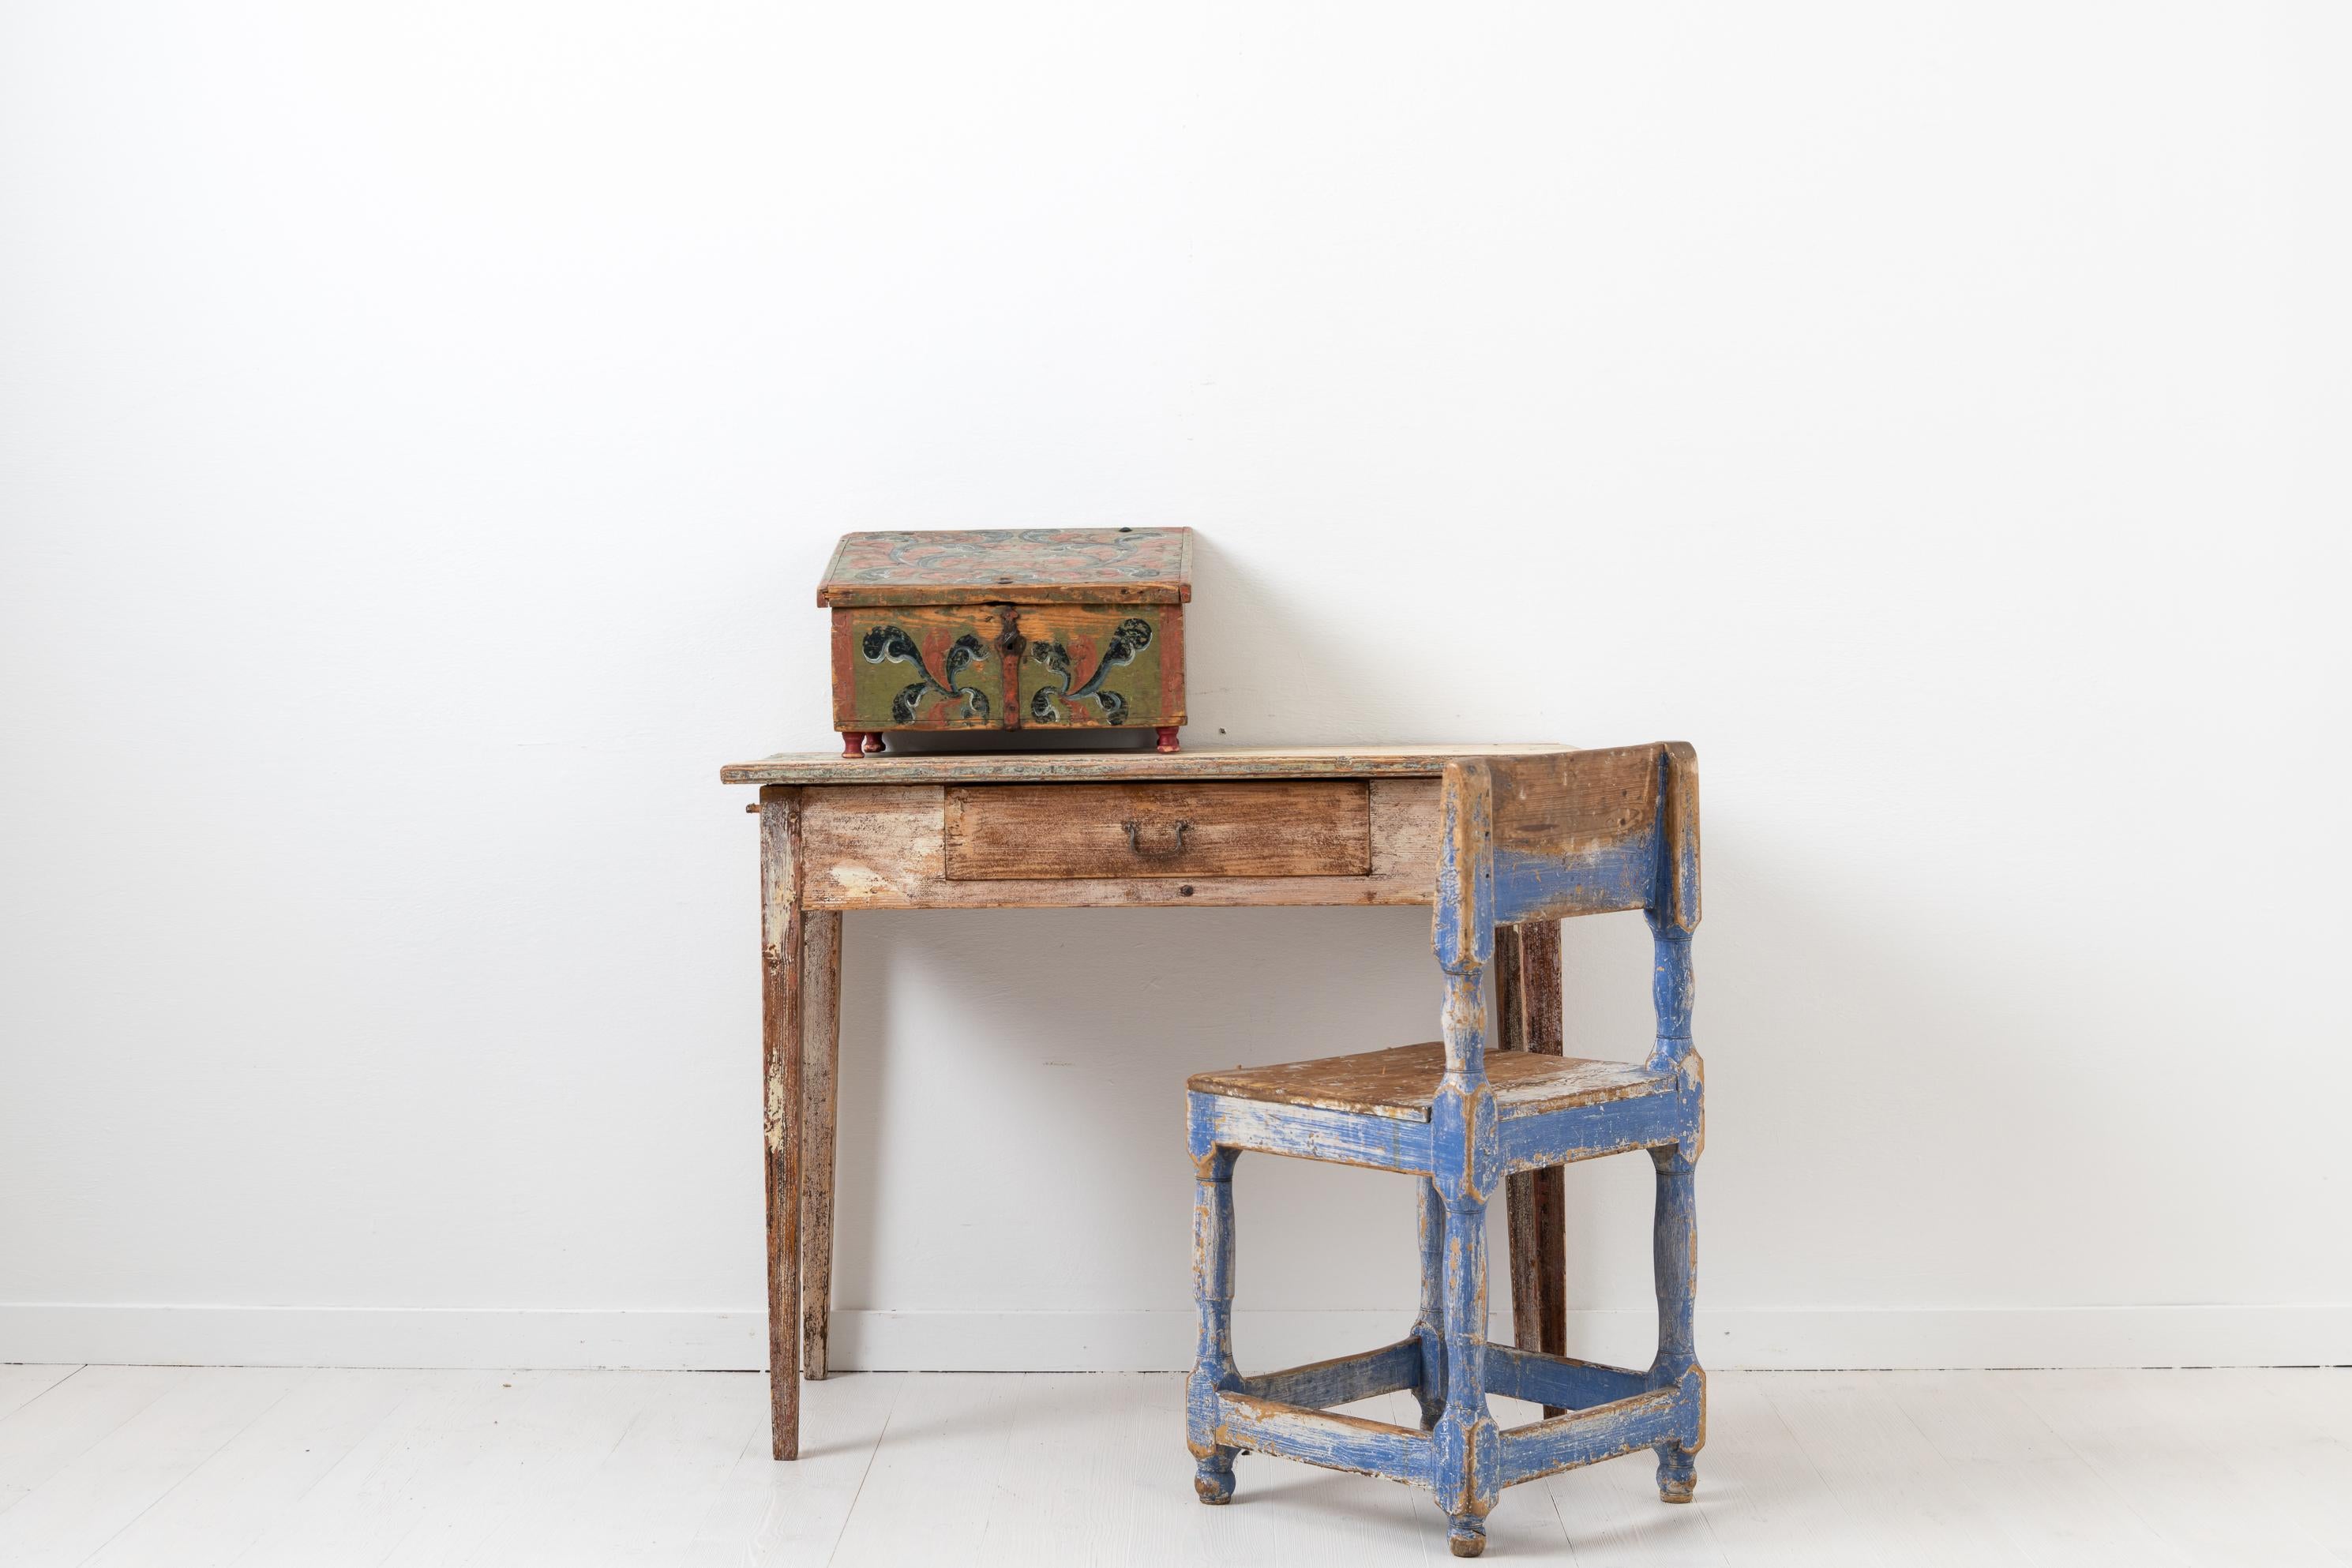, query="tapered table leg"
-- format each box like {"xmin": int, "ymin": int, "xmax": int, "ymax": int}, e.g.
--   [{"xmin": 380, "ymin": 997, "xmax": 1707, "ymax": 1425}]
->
[
  {"xmin": 1499, "ymin": 921, "xmax": 1568, "ymax": 1411},
  {"xmin": 759, "ymin": 786, "xmax": 805, "ymax": 1458},
  {"xmin": 801, "ymin": 910, "xmax": 842, "ymax": 1380}
]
